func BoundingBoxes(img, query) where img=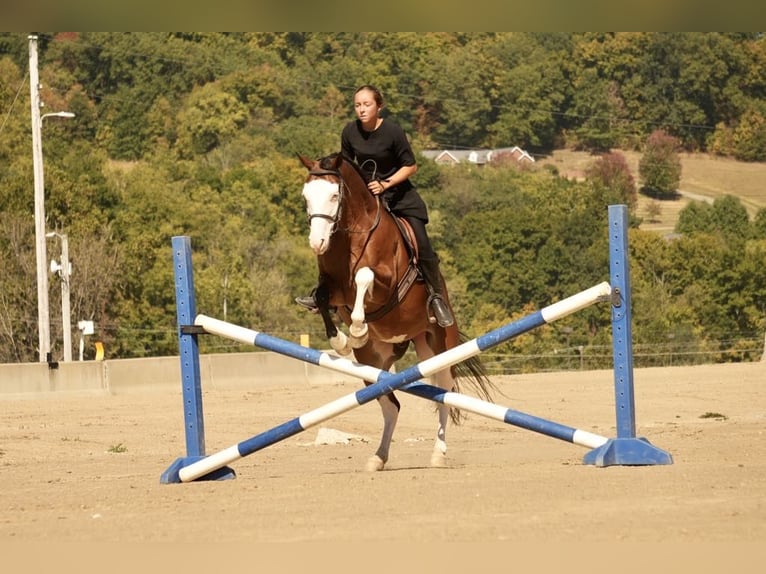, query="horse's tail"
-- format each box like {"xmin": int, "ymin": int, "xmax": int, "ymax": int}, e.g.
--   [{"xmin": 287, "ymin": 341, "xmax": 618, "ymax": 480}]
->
[{"xmin": 448, "ymin": 331, "xmax": 501, "ymax": 425}]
